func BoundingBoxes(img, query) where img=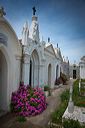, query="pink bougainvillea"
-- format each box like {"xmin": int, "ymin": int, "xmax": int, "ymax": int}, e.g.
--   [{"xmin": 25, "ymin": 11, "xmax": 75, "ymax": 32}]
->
[{"xmin": 10, "ymin": 83, "xmax": 47, "ymax": 117}]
